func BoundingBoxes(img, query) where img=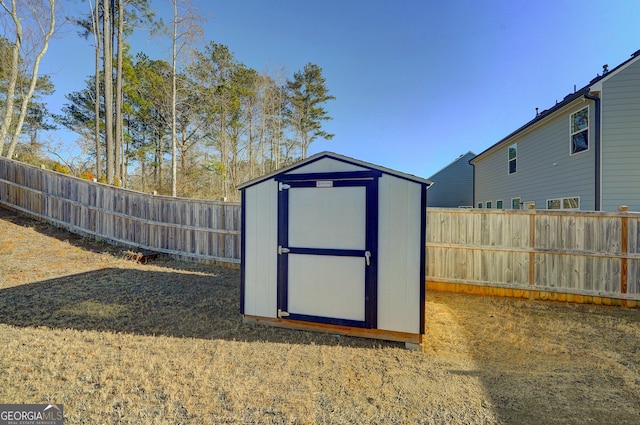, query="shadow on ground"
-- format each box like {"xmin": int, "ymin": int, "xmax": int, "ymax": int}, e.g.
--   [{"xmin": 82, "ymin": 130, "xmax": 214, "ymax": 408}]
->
[
  {"xmin": 0, "ymin": 267, "xmax": 400, "ymax": 349},
  {"xmin": 428, "ymin": 291, "xmax": 640, "ymax": 425}
]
